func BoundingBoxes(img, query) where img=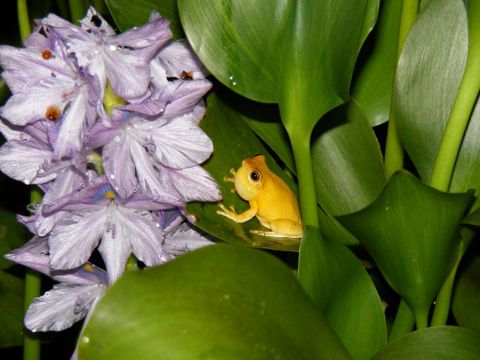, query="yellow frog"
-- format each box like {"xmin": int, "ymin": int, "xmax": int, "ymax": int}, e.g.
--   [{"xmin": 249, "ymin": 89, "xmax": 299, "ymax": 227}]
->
[{"xmin": 217, "ymin": 155, "xmax": 303, "ymax": 238}]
